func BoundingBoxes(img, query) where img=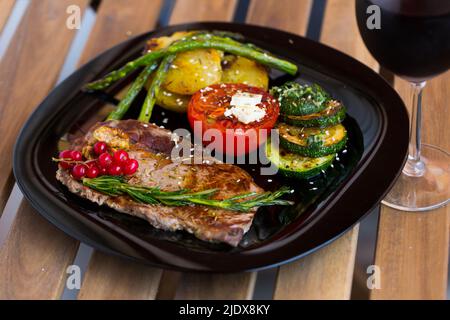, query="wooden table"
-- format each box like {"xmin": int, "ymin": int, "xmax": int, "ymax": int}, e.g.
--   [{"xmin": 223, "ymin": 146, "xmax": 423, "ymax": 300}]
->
[{"xmin": 0, "ymin": 0, "xmax": 448, "ymax": 300}]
